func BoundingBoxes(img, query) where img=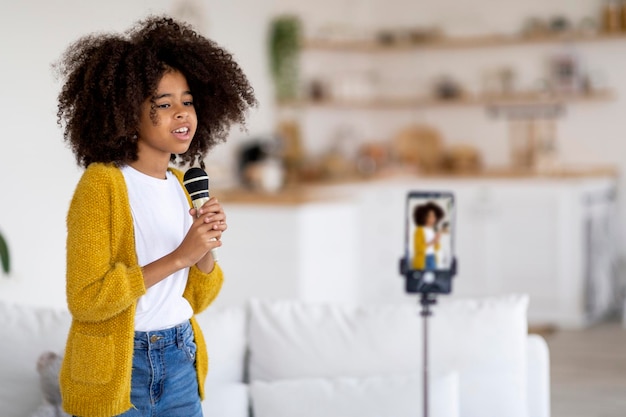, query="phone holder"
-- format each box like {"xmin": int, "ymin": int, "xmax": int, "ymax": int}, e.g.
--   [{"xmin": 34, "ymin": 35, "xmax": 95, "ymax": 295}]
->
[{"xmin": 399, "ymin": 257, "xmax": 457, "ymax": 294}]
